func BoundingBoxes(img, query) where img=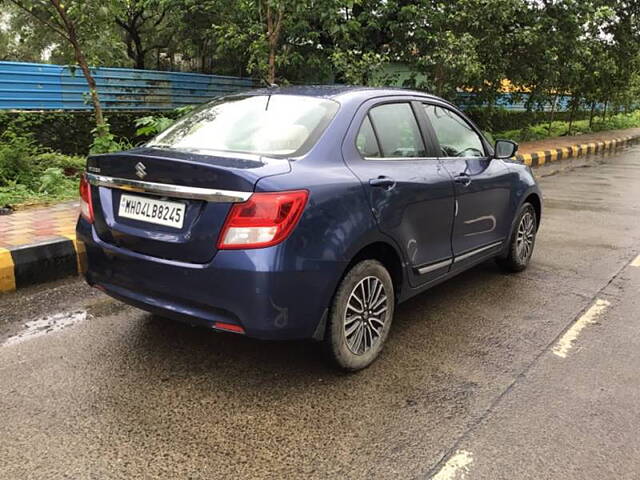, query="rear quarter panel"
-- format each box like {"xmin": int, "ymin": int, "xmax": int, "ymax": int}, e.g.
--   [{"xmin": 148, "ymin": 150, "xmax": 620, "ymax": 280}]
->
[
  {"xmin": 254, "ymin": 142, "xmax": 404, "ymax": 336},
  {"xmin": 504, "ymin": 161, "xmax": 543, "ymax": 233}
]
